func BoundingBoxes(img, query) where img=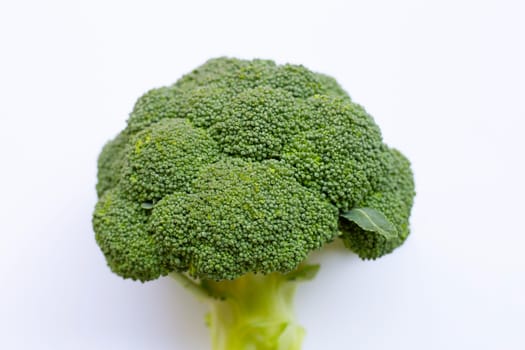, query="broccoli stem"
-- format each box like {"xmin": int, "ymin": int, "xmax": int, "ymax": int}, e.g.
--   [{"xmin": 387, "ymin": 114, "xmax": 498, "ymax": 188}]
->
[
  {"xmin": 171, "ymin": 266, "xmax": 318, "ymax": 349},
  {"xmin": 203, "ymin": 273, "xmax": 305, "ymax": 350}
]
